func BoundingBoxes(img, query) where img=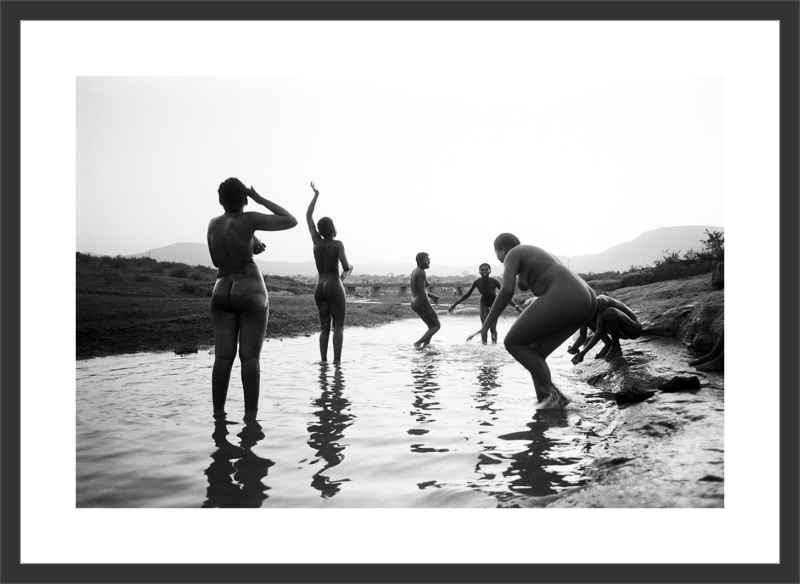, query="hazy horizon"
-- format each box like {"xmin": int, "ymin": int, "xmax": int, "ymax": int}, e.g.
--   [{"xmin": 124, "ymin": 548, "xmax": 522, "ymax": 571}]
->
[{"xmin": 79, "ymin": 222, "xmax": 725, "ymax": 270}]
